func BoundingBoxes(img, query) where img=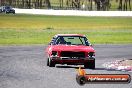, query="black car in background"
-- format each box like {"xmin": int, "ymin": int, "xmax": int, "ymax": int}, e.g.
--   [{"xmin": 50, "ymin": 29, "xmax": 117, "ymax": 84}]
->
[{"xmin": 0, "ymin": 6, "xmax": 15, "ymax": 14}]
